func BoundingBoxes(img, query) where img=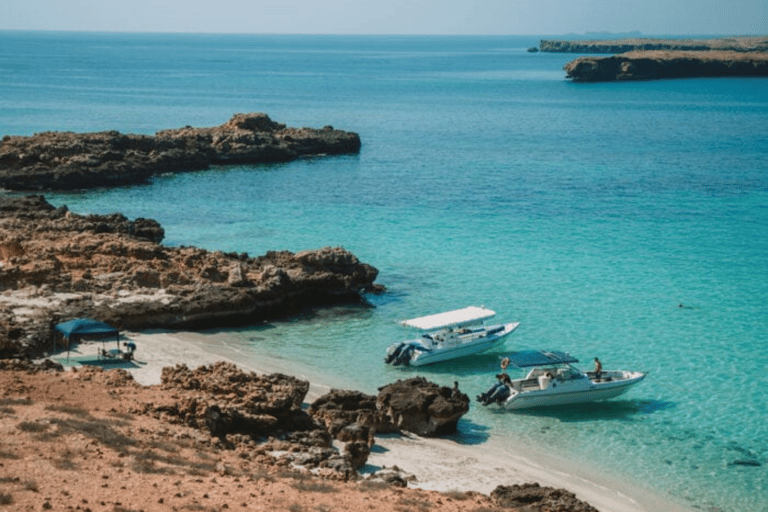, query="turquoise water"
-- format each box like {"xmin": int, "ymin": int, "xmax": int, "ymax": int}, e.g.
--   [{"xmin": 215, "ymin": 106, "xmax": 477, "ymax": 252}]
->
[{"xmin": 2, "ymin": 31, "xmax": 768, "ymax": 511}]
